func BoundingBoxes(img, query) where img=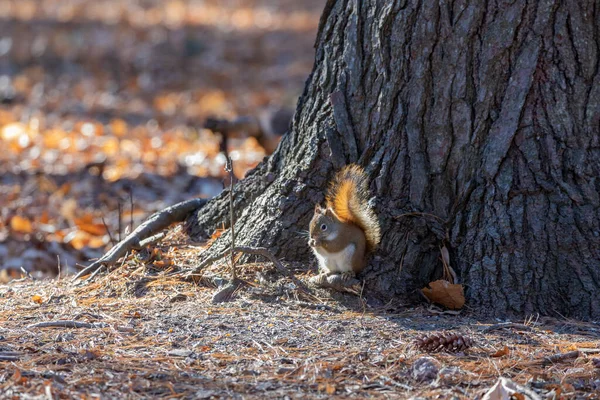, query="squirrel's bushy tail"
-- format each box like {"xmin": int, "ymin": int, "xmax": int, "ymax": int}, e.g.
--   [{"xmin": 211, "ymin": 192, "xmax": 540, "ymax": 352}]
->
[{"xmin": 325, "ymin": 164, "xmax": 381, "ymax": 252}]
